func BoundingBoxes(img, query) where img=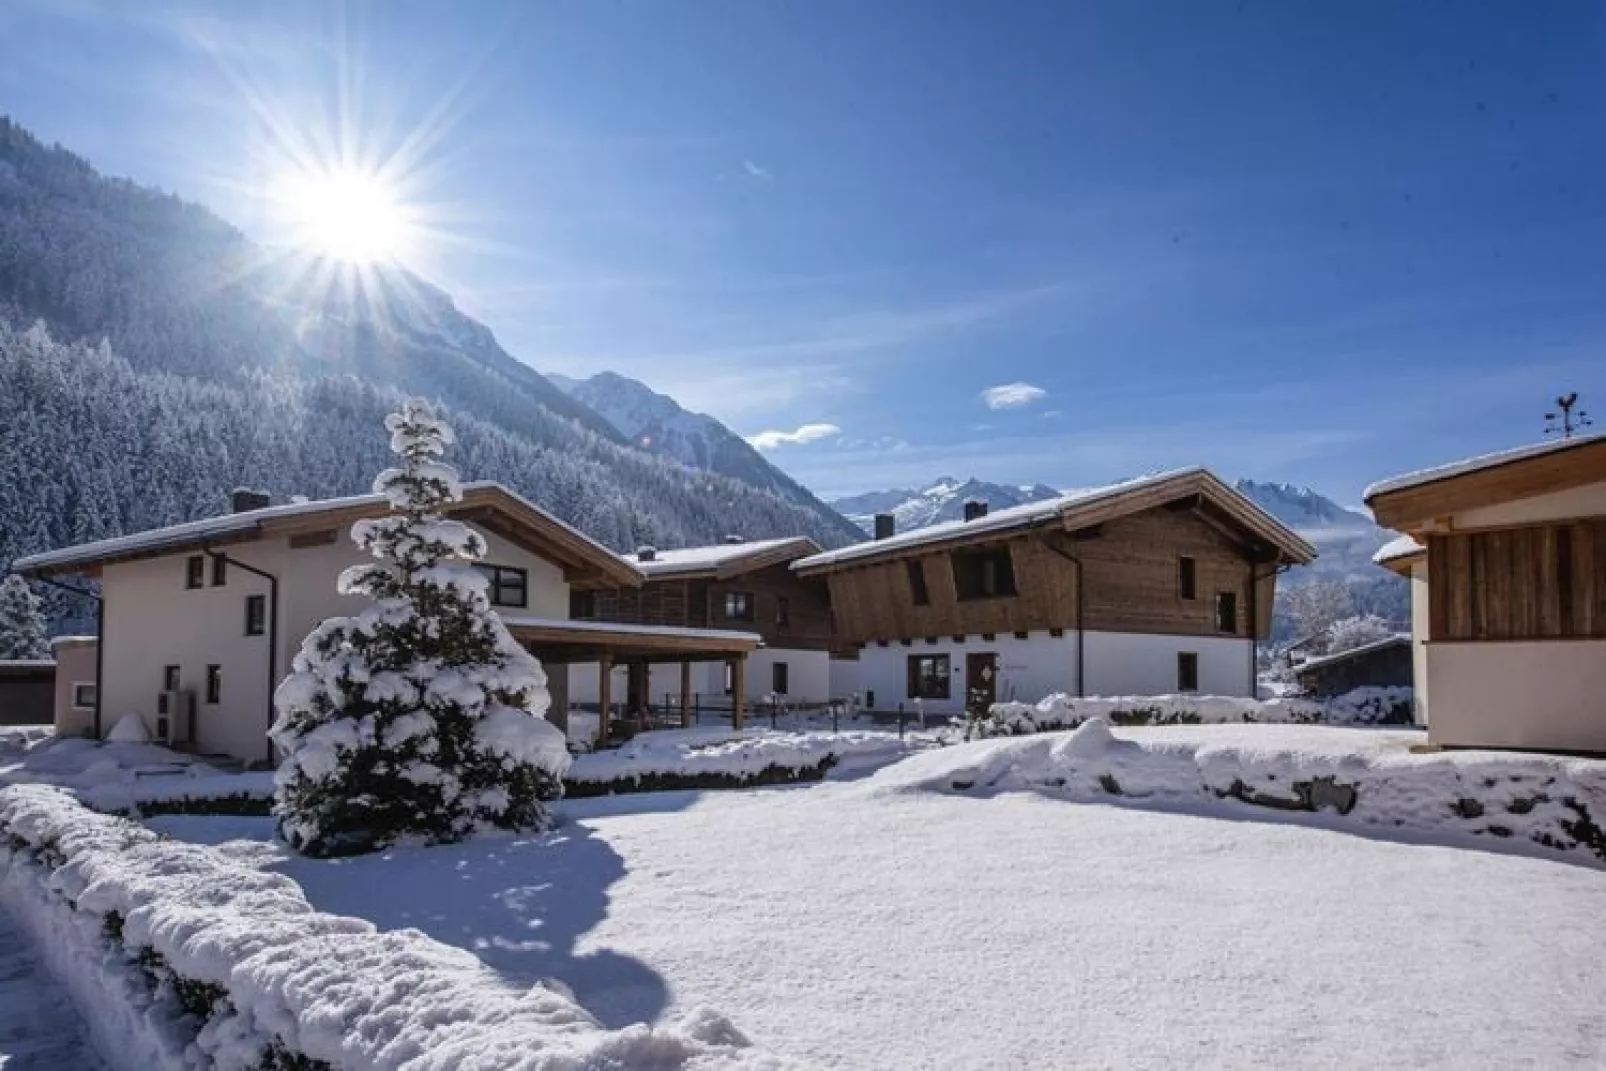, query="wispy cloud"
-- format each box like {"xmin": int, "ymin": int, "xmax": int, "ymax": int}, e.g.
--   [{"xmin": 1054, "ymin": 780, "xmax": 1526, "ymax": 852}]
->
[
  {"xmin": 748, "ymin": 422, "xmax": 843, "ymax": 450},
  {"xmin": 980, "ymin": 382, "xmax": 1048, "ymax": 410},
  {"xmin": 741, "ymin": 159, "xmax": 772, "ymax": 180}
]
